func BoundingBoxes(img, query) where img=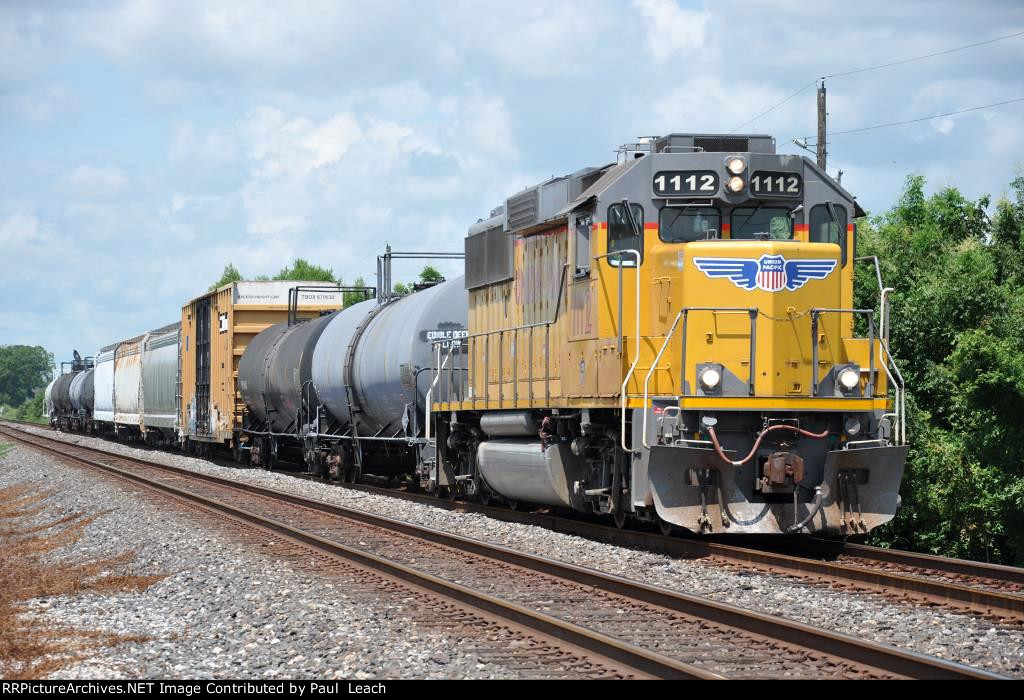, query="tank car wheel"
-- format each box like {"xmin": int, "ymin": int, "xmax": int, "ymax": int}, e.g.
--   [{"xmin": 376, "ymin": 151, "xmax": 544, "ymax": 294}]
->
[
  {"xmin": 306, "ymin": 453, "xmax": 326, "ymax": 478},
  {"xmin": 506, "ymin": 499, "xmax": 519, "ymax": 511},
  {"xmin": 657, "ymin": 515, "xmax": 674, "ymax": 537},
  {"xmin": 265, "ymin": 439, "xmax": 279, "ymax": 471},
  {"xmin": 479, "ymin": 487, "xmax": 493, "ymax": 506},
  {"xmin": 613, "ymin": 508, "xmax": 628, "ymax": 530}
]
